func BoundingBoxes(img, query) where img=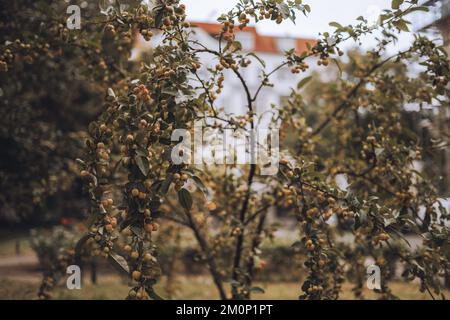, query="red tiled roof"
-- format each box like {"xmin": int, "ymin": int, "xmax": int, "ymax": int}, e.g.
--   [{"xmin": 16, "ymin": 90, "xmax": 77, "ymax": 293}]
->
[{"xmin": 192, "ymin": 21, "xmax": 315, "ymax": 54}]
